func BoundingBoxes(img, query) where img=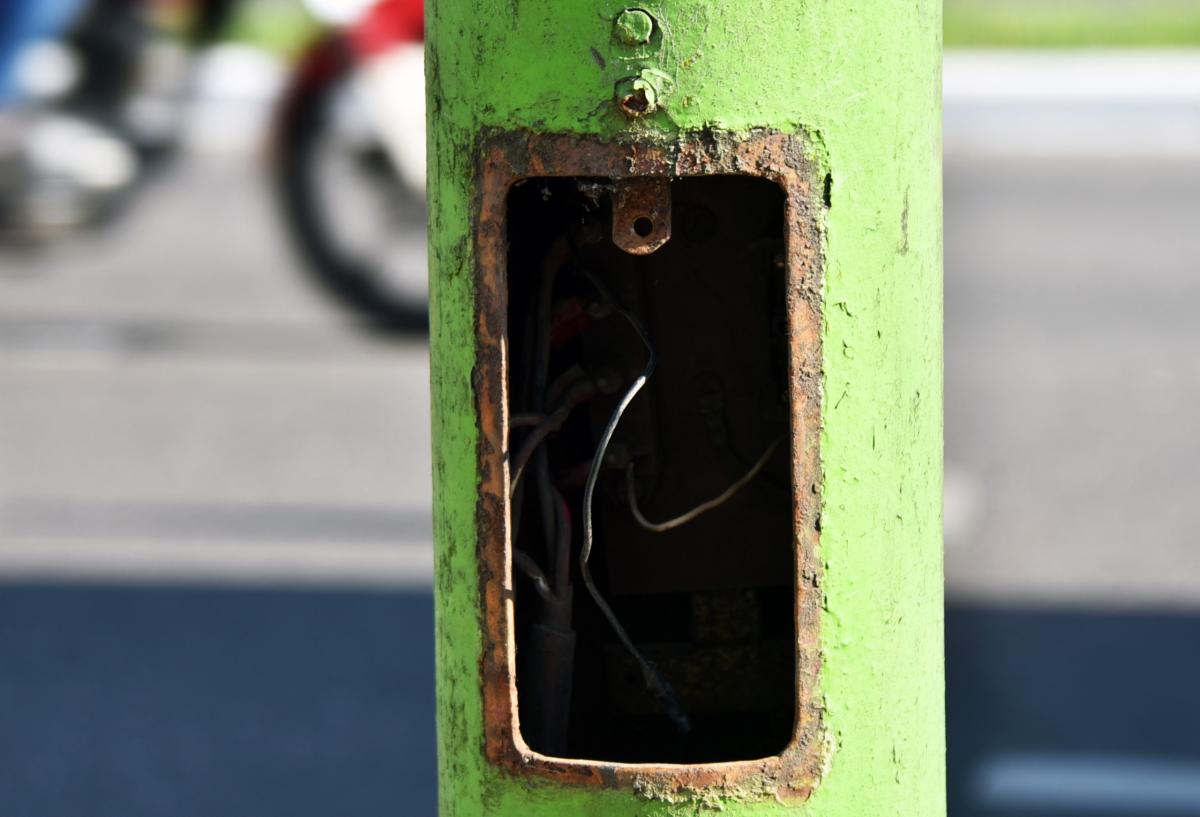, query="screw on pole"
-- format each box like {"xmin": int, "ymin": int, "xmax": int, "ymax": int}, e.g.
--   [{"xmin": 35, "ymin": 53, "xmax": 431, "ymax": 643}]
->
[{"xmin": 614, "ymin": 8, "xmax": 655, "ymax": 45}]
